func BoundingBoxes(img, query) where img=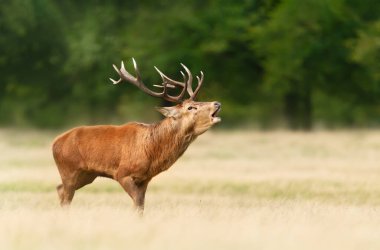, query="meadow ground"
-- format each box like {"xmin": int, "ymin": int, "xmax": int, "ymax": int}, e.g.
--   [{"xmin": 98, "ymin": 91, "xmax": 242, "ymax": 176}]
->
[{"xmin": 1, "ymin": 128, "xmax": 380, "ymax": 250}]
